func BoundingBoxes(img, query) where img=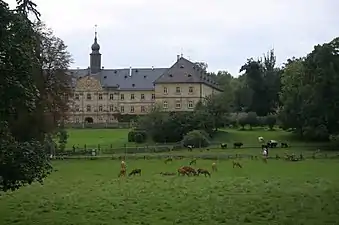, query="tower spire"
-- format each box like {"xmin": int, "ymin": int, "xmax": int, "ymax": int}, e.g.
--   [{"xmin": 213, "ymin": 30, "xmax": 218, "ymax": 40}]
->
[{"xmin": 94, "ymin": 24, "xmax": 97, "ymax": 41}]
